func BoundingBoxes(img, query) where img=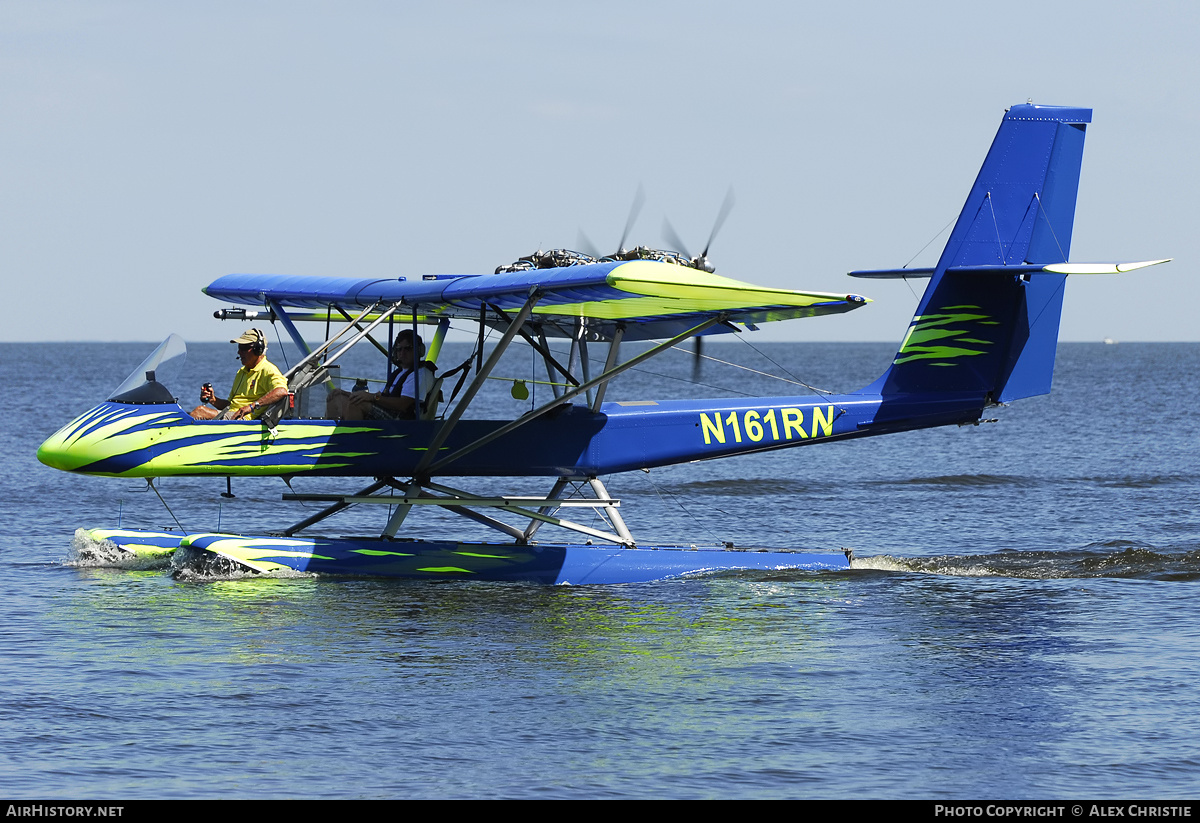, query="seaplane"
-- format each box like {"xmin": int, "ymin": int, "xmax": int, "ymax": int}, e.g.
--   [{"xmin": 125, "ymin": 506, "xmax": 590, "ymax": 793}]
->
[{"xmin": 38, "ymin": 103, "xmax": 1168, "ymax": 584}]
